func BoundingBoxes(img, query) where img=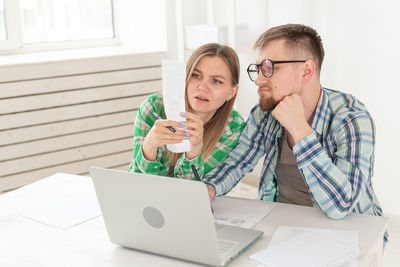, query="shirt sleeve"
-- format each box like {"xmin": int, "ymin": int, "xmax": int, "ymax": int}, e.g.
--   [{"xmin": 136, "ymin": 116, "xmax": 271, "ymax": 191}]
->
[
  {"xmin": 129, "ymin": 95, "xmax": 169, "ymax": 176},
  {"xmin": 293, "ymin": 112, "xmax": 376, "ymax": 219},
  {"xmin": 203, "ymin": 106, "xmax": 270, "ymax": 196}
]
